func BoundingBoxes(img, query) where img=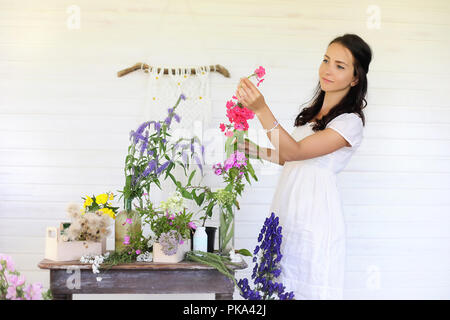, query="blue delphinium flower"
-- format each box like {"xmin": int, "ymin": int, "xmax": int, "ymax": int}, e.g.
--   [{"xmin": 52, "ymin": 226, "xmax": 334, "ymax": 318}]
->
[{"xmin": 237, "ymin": 212, "xmax": 295, "ymax": 300}]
